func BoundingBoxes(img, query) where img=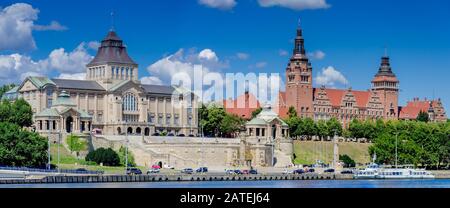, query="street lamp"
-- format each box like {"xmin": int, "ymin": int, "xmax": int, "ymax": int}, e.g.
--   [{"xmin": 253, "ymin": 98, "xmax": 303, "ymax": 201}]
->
[
  {"xmin": 125, "ymin": 132, "xmax": 129, "ymax": 175},
  {"xmin": 47, "ymin": 134, "xmax": 51, "ymax": 170}
]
